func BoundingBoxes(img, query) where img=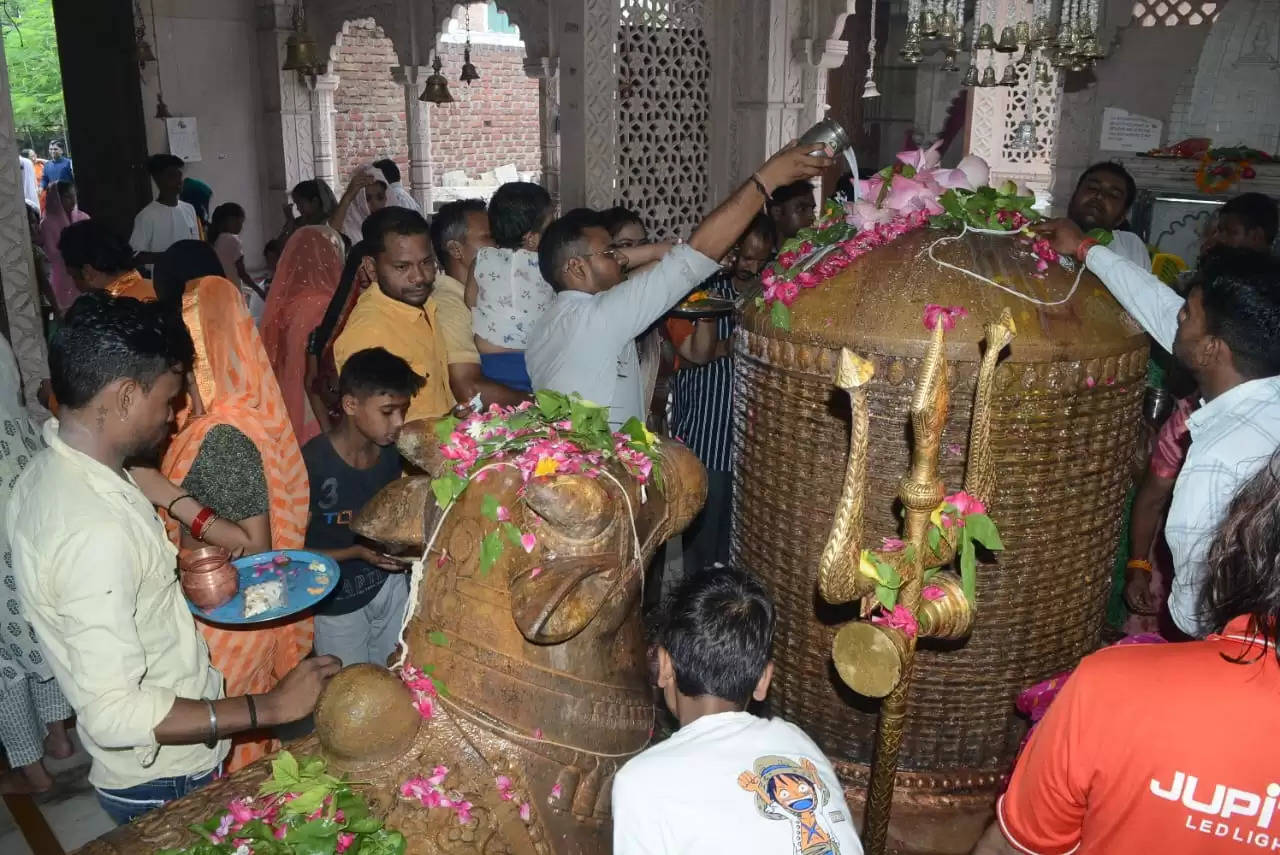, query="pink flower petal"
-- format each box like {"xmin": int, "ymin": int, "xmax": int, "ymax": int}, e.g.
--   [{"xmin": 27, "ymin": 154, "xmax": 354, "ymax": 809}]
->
[
  {"xmin": 880, "ymin": 537, "xmax": 906, "ymax": 552},
  {"xmin": 529, "ymin": 566, "xmax": 542, "ymax": 579},
  {"xmin": 520, "ymin": 532, "xmax": 537, "ymax": 553},
  {"xmin": 519, "ymin": 801, "xmax": 532, "ymax": 822},
  {"xmin": 922, "ymin": 584, "xmax": 946, "ymax": 601},
  {"xmin": 550, "ymin": 783, "xmax": 563, "ymax": 799}
]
